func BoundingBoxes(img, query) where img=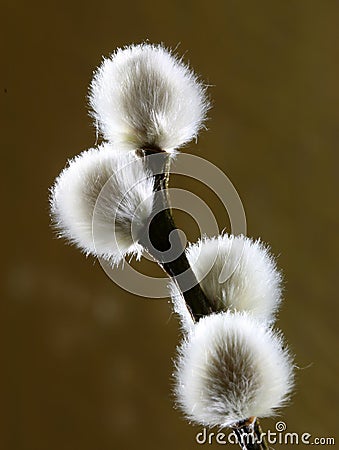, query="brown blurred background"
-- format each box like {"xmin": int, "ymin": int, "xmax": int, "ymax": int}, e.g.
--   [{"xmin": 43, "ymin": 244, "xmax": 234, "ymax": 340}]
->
[{"xmin": 2, "ymin": 1, "xmax": 339, "ymax": 449}]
